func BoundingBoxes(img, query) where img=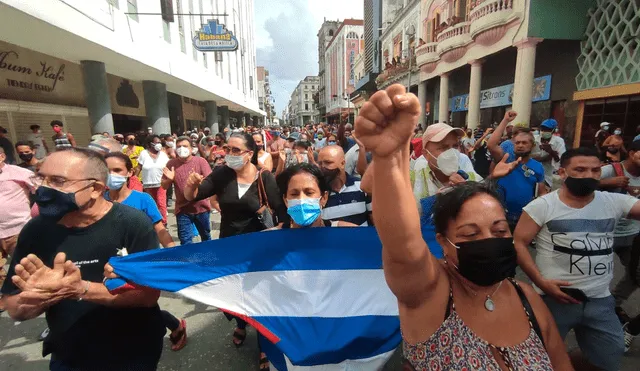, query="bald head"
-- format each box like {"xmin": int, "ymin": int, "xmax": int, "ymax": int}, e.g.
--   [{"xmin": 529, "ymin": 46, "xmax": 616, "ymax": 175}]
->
[
  {"xmin": 89, "ymin": 138, "xmax": 124, "ymax": 154},
  {"xmin": 42, "ymin": 148, "xmax": 109, "ymax": 183},
  {"xmin": 319, "ymin": 145, "xmax": 345, "ymax": 162}
]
